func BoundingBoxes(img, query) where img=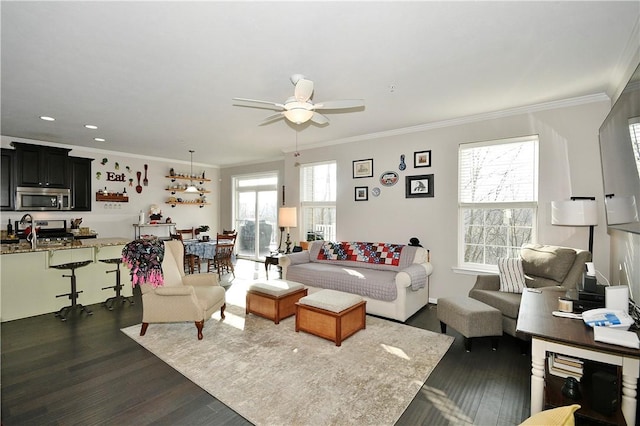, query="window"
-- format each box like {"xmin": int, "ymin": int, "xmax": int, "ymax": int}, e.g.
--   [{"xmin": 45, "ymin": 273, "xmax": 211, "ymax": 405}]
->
[
  {"xmin": 233, "ymin": 173, "xmax": 278, "ymax": 259},
  {"xmin": 629, "ymin": 116, "xmax": 640, "ymax": 181},
  {"xmin": 300, "ymin": 161, "xmax": 336, "ymax": 242},
  {"xmin": 458, "ymin": 135, "xmax": 539, "ymax": 271}
]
